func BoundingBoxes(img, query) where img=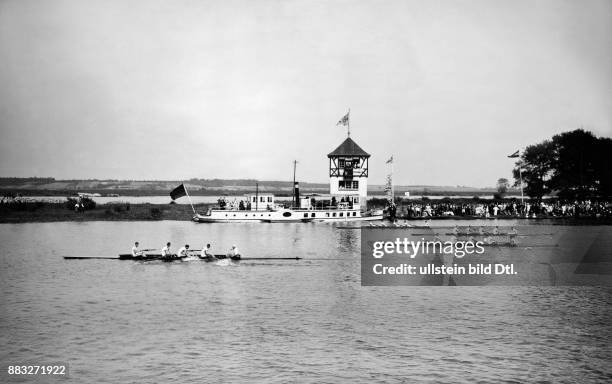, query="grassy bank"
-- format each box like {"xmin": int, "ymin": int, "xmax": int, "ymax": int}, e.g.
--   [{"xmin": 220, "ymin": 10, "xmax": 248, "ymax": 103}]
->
[{"xmin": 0, "ymin": 201, "xmax": 212, "ymax": 223}]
